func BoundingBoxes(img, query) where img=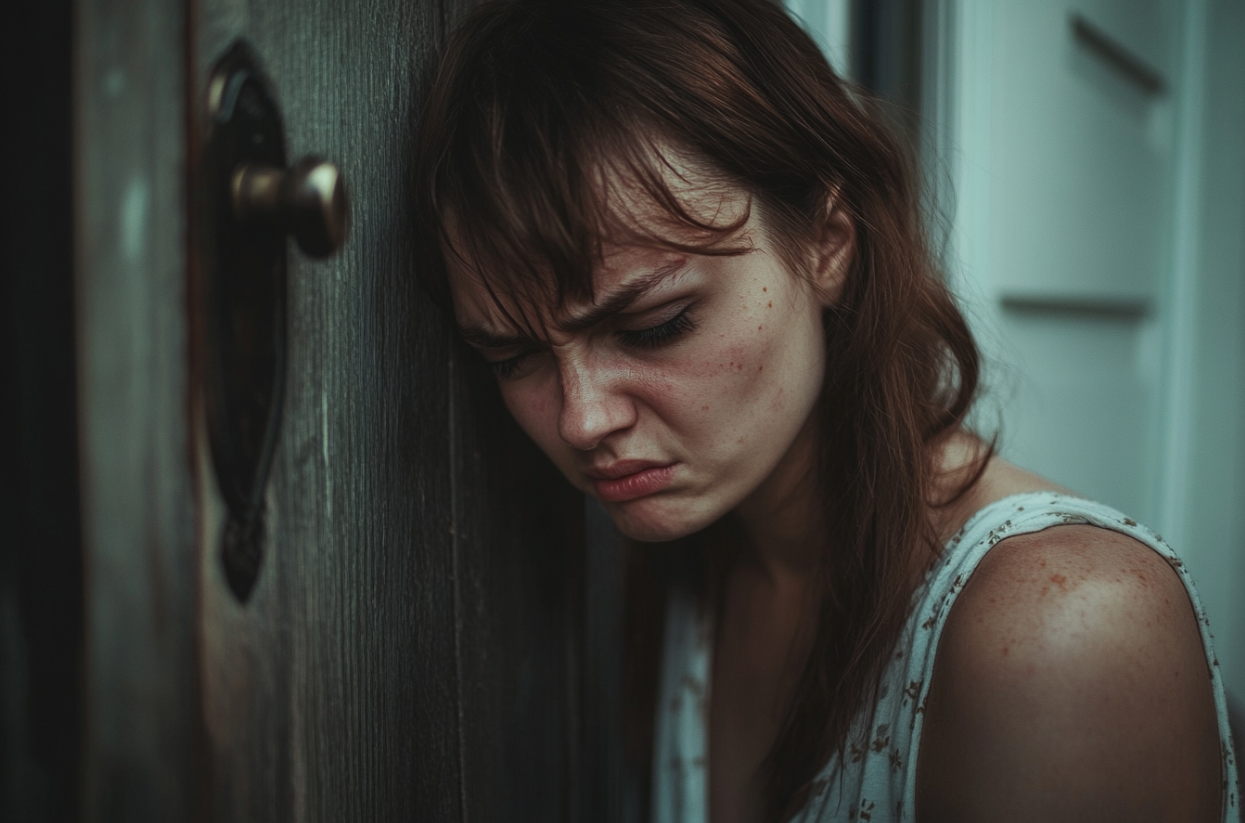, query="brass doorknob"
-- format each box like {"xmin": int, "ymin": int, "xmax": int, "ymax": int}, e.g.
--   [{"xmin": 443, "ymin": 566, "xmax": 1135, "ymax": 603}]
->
[{"xmin": 232, "ymin": 156, "xmax": 350, "ymax": 258}]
